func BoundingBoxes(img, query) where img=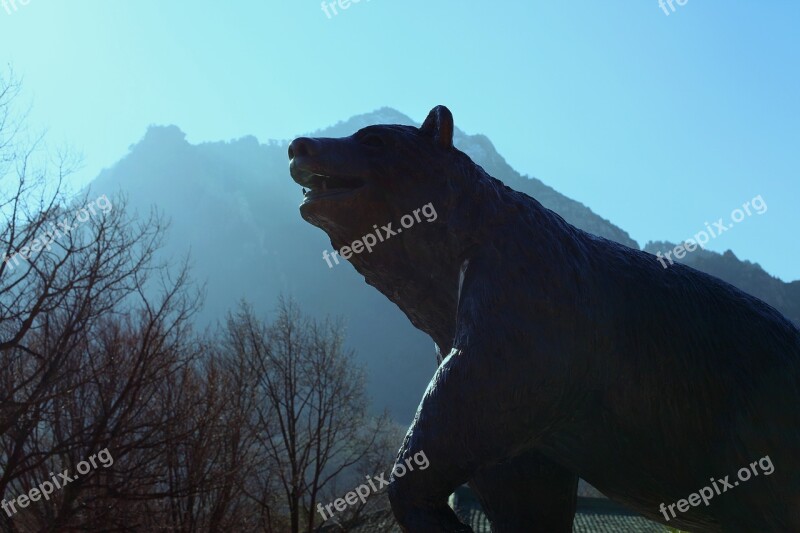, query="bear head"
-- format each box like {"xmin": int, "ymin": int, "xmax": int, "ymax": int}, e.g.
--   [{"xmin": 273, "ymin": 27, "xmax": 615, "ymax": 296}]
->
[{"xmin": 289, "ymin": 106, "xmax": 490, "ymax": 348}]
